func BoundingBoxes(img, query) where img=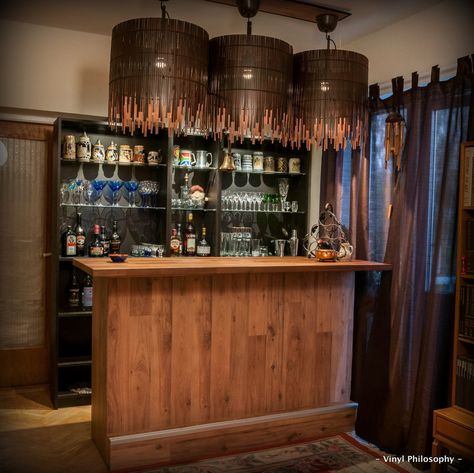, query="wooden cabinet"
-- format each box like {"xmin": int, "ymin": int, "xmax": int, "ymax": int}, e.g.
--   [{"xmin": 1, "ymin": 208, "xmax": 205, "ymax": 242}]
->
[
  {"xmin": 432, "ymin": 142, "xmax": 474, "ymax": 471},
  {"xmin": 50, "ymin": 116, "xmax": 310, "ymax": 407}
]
